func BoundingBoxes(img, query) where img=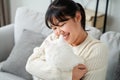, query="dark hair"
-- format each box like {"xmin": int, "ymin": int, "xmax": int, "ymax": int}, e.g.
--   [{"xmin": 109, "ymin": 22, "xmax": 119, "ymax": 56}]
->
[{"xmin": 45, "ymin": 0, "xmax": 86, "ymax": 30}]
